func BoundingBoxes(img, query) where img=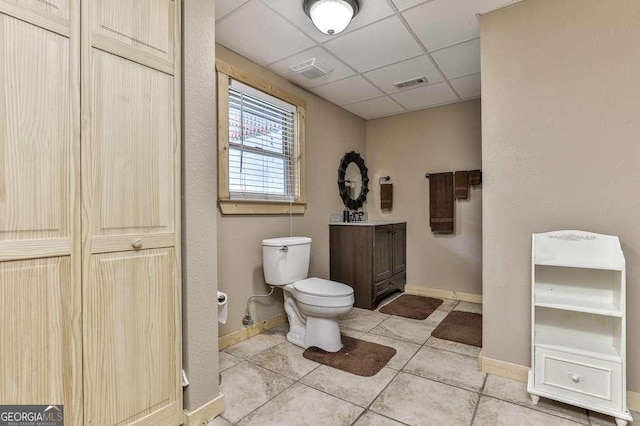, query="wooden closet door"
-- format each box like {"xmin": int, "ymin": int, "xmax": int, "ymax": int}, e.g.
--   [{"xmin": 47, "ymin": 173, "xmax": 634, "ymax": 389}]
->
[
  {"xmin": 0, "ymin": 1, "xmax": 81, "ymax": 425},
  {"xmin": 81, "ymin": 1, "xmax": 182, "ymax": 425}
]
